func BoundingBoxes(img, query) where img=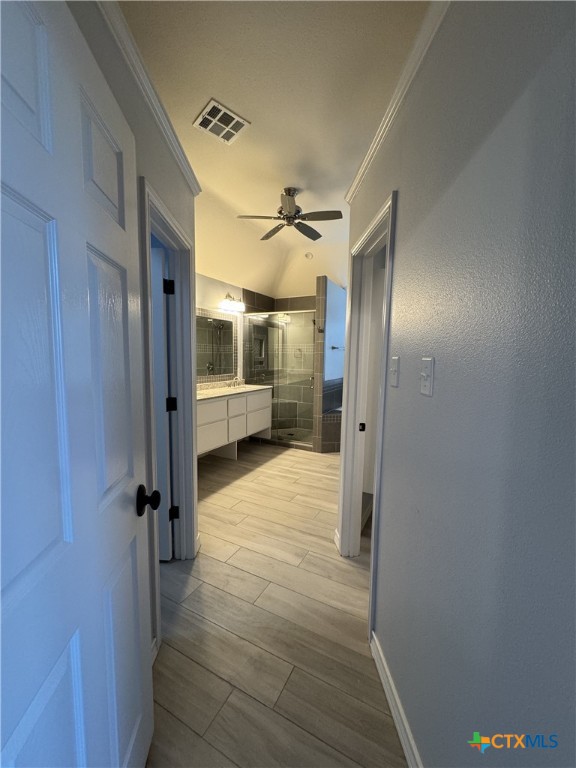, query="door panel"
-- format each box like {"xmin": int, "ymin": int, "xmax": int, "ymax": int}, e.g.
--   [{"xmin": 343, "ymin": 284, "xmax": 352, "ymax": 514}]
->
[
  {"xmin": 1, "ymin": 2, "xmax": 51, "ymax": 150},
  {"xmin": 2, "ymin": 631, "xmax": 86, "ymax": 767},
  {"xmin": 1, "ymin": 3, "xmax": 153, "ymax": 766},
  {"xmin": 1, "ymin": 190, "xmax": 70, "ymax": 592},
  {"xmin": 87, "ymin": 246, "xmax": 134, "ymax": 499},
  {"xmin": 104, "ymin": 539, "xmax": 144, "ymax": 767},
  {"xmin": 81, "ymin": 94, "xmax": 125, "ymax": 227}
]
